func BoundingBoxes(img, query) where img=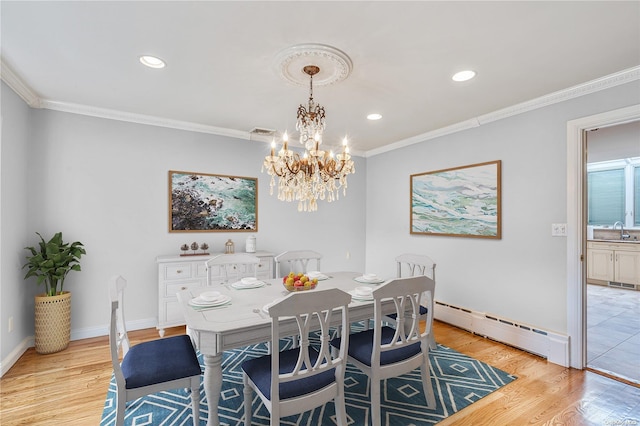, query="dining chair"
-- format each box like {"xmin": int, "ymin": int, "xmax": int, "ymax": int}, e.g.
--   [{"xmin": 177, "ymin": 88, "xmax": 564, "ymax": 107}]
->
[
  {"xmin": 108, "ymin": 275, "xmax": 201, "ymax": 426},
  {"xmin": 330, "ymin": 276, "xmax": 437, "ymax": 426},
  {"xmin": 205, "ymin": 253, "xmax": 261, "ymax": 286},
  {"xmin": 241, "ymin": 288, "xmax": 351, "ymax": 426},
  {"xmin": 387, "ymin": 253, "xmax": 437, "ymax": 350},
  {"xmin": 274, "ymin": 250, "xmax": 322, "ymax": 278}
]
